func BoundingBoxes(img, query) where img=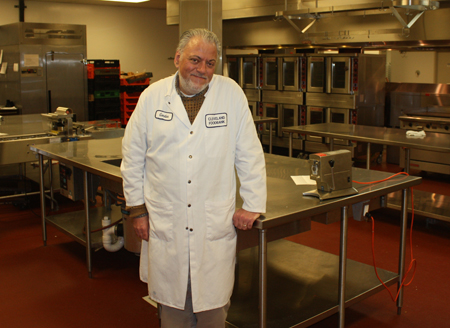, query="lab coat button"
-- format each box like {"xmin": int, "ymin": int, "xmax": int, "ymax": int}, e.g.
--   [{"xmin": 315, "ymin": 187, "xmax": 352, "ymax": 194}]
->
[
  {"xmin": 188, "ymin": 204, "xmax": 191, "ymax": 207},
  {"xmin": 186, "ymin": 227, "xmax": 188, "ymax": 230},
  {"xmin": 190, "ymin": 131, "xmax": 193, "ymax": 135},
  {"xmin": 188, "ymin": 180, "xmax": 191, "ymax": 184},
  {"xmin": 190, "ymin": 228, "xmax": 193, "ymax": 232},
  {"xmin": 189, "ymin": 155, "xmax": 193, "ymax": 159}
]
